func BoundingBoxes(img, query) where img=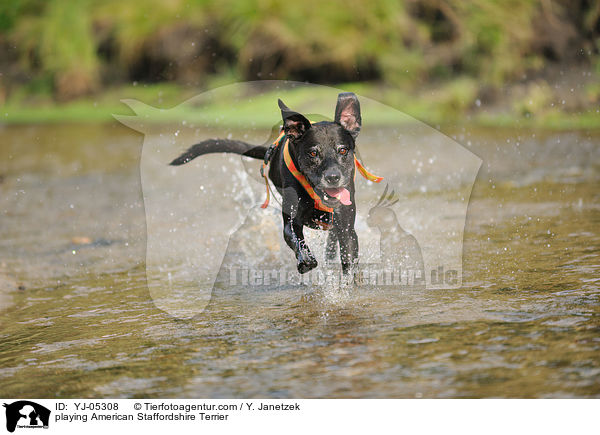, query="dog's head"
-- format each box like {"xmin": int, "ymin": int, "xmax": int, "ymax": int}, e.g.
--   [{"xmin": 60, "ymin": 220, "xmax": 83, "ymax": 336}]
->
[{"xmin": 279, "ymin": 92, "xmax": 362, "ymax": 208}]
